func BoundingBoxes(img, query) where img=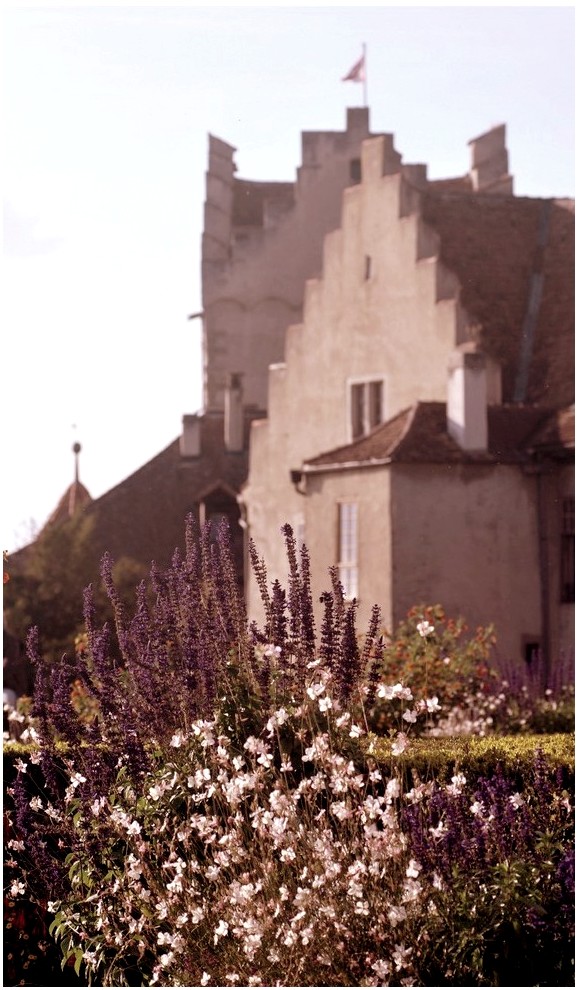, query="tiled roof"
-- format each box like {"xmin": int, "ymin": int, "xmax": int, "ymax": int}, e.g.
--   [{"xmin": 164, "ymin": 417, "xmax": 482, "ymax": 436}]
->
[
  {"xmin": 304, "ymin": 402, "xmax": 574, "ymax": 472},
  {"xmin": 79, "ymin": 410, "xmax": 256, "ymax": 570},
  {"xmin": 43, "ymin": 480, "xmax": 92, "ymax": 529},
  {"xmin": 421, "ymin": 194, "xmax": 574, "ymax": 407},
  {"xmin": 12, "ymin": 411, "xmax": 259, "ymax": 580},
  {"xmin": 526, "ymin": 404, "xmax": 575, "ymax": 453}
]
